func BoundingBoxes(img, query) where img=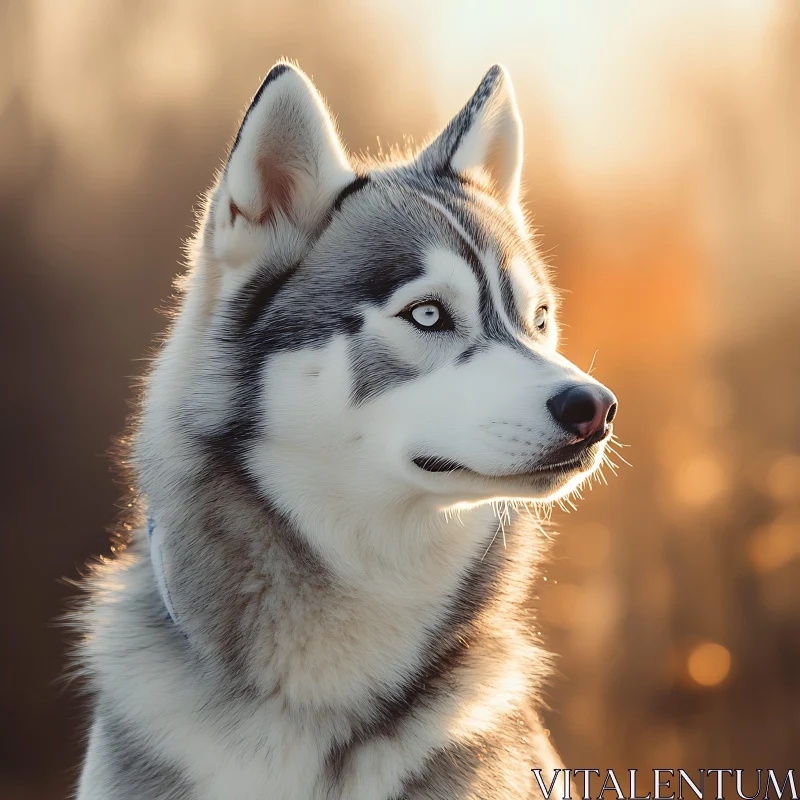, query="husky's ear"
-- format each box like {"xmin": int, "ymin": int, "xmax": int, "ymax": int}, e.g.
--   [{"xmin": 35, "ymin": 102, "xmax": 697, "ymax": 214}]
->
[
  {"xmin": 417, "ymin": 65, "xmax": 522, "ymax": 208},
  {"xmin": 215, "ymin": 63, "xmax": 354, "ymax": 259}
]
